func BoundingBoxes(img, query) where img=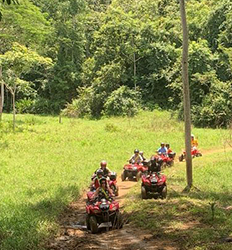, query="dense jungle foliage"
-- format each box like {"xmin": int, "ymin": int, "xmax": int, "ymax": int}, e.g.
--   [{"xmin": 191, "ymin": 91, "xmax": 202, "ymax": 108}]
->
[{"xmin": 0, "ymin": 0, "xmax": 232, "ymax": 127}]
